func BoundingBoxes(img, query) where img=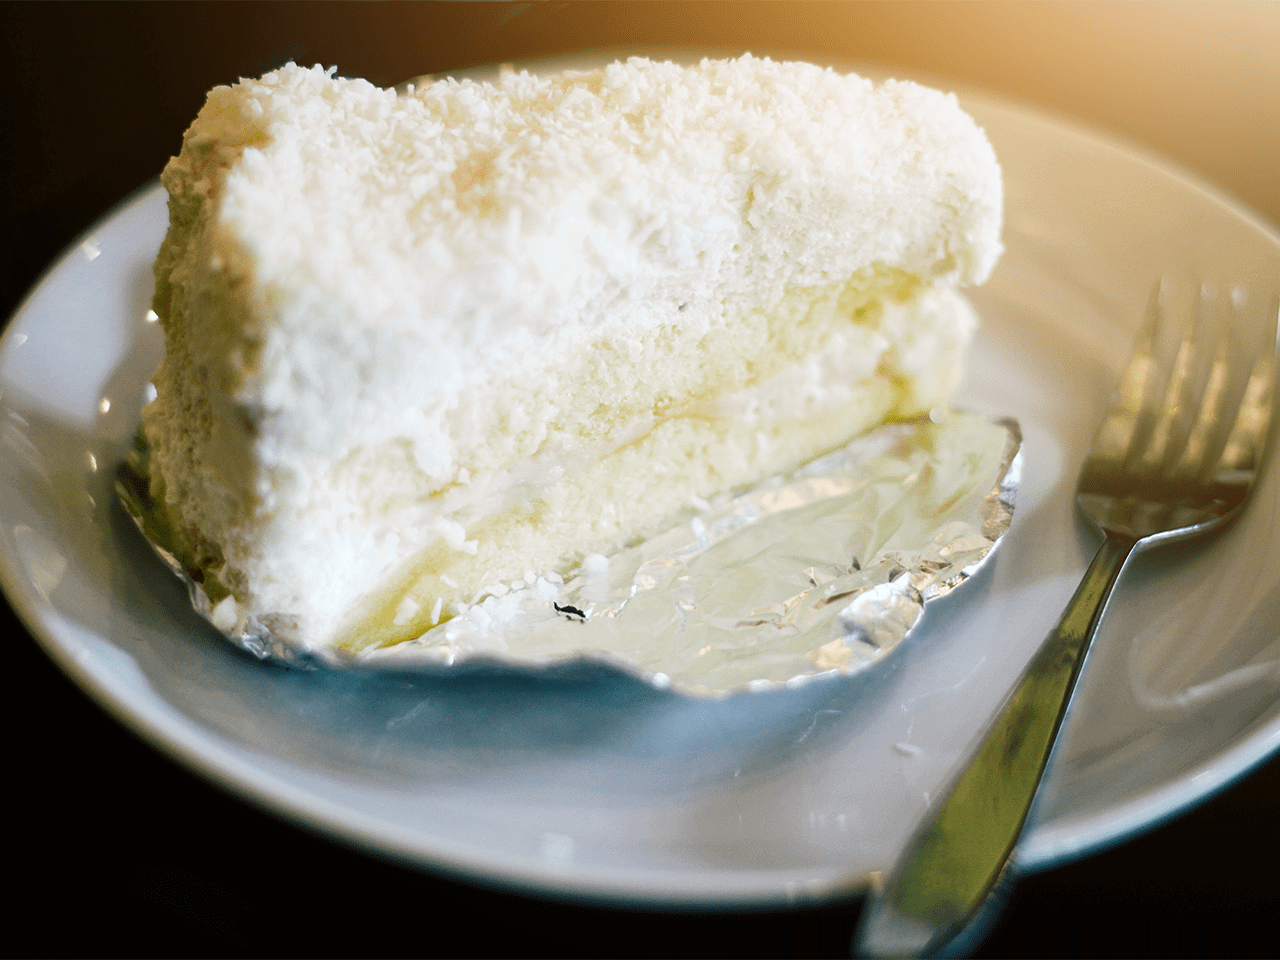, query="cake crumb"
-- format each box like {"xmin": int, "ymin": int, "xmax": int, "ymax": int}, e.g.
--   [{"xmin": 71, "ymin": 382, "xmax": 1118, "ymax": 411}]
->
[
  {"xmin": 210, "ymin": 595, "xmax": 240, "ymax": 632},
  {"xmin": 393, "ymin": 597, "xmax": 421, "ymax": 626}
]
